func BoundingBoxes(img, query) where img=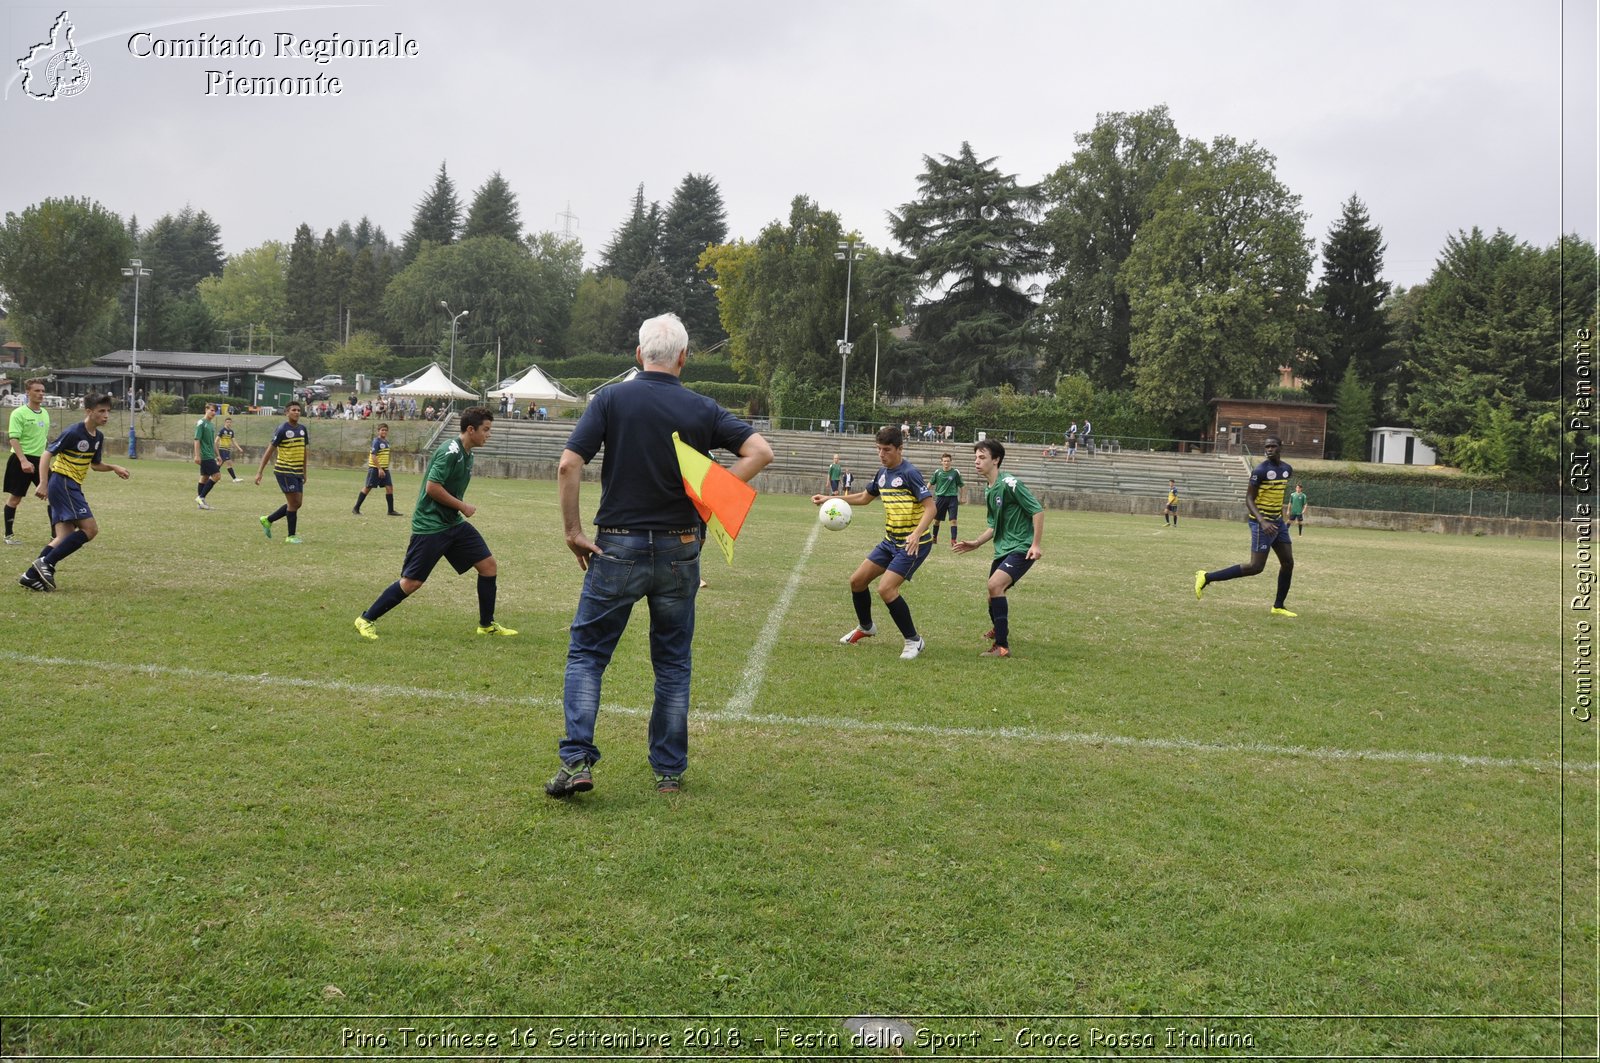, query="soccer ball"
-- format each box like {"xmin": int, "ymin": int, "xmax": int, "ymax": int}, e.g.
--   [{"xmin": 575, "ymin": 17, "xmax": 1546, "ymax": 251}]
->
[{"xmin": 819, "ymin": 498, "xmax": 852, "ymax": 531}]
